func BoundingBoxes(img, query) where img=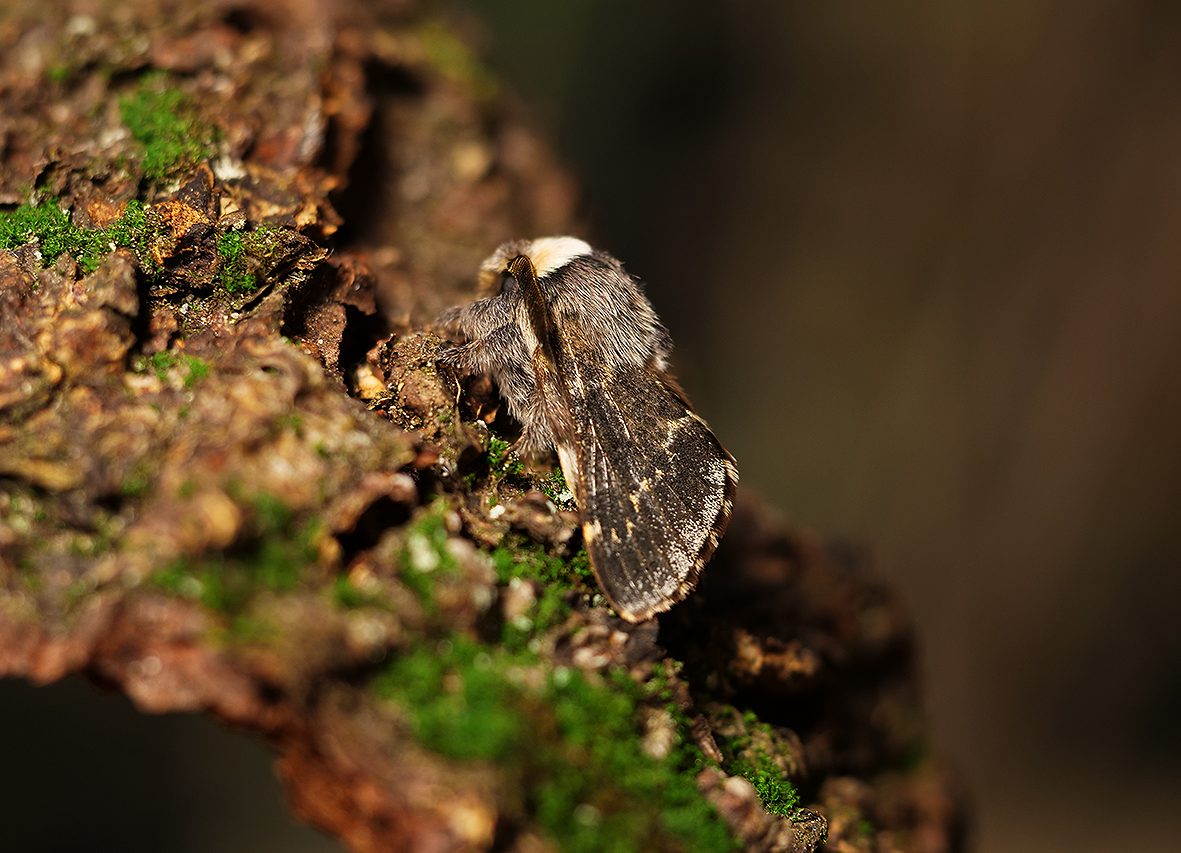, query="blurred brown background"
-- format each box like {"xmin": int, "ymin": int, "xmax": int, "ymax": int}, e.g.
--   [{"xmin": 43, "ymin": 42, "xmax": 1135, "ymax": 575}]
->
[{"xmin": 461, "ymin": 1, "xmax": 1181, "ymax": 850}]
